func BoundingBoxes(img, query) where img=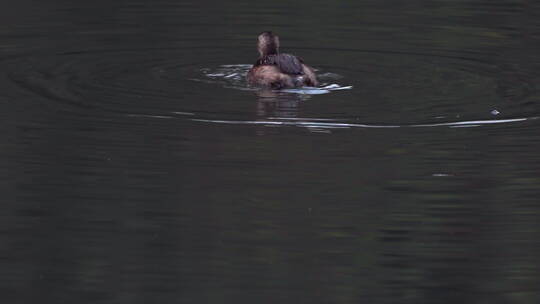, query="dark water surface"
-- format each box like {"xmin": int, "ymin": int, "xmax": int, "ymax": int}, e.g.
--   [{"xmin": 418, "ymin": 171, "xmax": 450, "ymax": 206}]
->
[{"xmin": 3, "ymin": 0, "xmax": 540, "ymax": 303}]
